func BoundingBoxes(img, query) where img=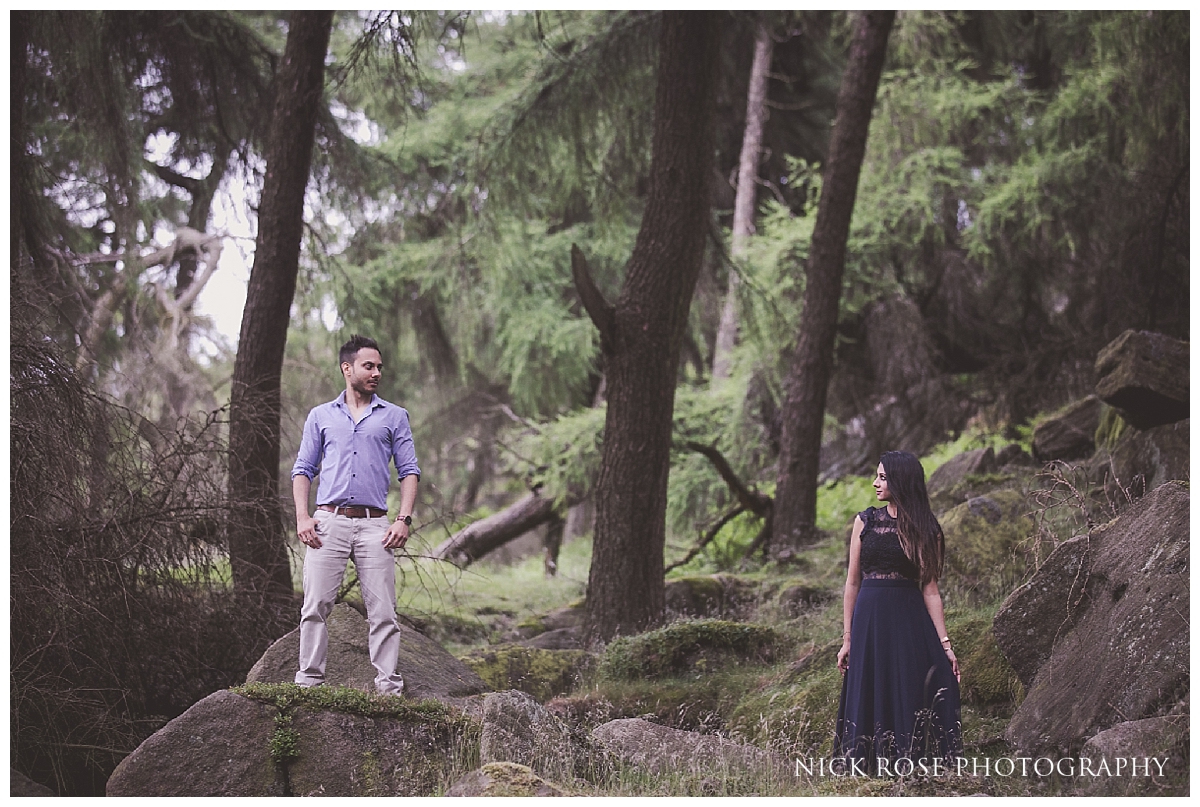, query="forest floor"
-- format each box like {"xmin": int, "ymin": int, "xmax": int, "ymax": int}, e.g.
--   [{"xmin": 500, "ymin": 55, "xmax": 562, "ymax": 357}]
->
[{"xmin": 368, "ymin": 429, "xmax": 1073, "ymax": 796}]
